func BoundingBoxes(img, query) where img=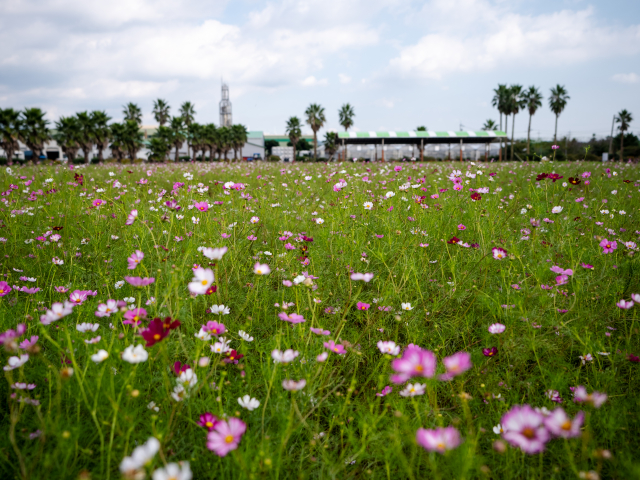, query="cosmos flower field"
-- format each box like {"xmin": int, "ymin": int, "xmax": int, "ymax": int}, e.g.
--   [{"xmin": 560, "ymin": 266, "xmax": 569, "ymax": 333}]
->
[{"xmin": 1, "ymin": 159, "xmax": 639, "ymax": 480}]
